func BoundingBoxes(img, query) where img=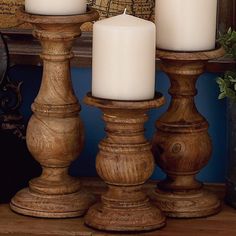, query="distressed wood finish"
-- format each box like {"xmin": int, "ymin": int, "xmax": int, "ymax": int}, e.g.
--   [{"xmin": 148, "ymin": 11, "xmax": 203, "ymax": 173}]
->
[
  {"xmin": 0, "ymin": 183, "xmax": 234, "ymax": 236},
  {"xmin": 151, "ymin": 47, "xmax": 225, "ymax": 218},
  {"xmin": 10, "ymin": 8, "xmax": 99, "ymax": 218},
  {"xmin": 84, "ymin": 93, "xmax": 166, "ymax": 232}
]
